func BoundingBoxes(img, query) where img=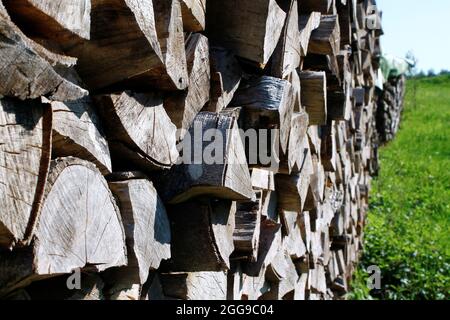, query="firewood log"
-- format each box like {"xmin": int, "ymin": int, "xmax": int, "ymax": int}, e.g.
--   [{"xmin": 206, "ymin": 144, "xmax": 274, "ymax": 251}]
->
[
  {"xmin": 24, "ymin": 273, "xmax": 105, "ymax": 300},
  {"xmin": 164, "ymin": 33, "xmax": 210, "ymax": 140},
  {"xmin": 49, "ymin": 96, "xmax": 112, "ymax": 175},
  {"xmin": 298, "ymin": 12, "xmax": 321, "ymax": 57},
  {"xmin": 279, "ymin": 111, "xmax": 310, "ymax": 174},
  {"xmin": 299, "ymin": 71, "xmax": 327, "ymax": 125},
  {"xmin": 269, "ymin": 0, "xmax": 301, "ymax": 79},
  {"xmin": 232, "ymin": 193, "xmax": 262, "ymax": 262},
  {"xmin": 204, "ymin": 46, "xmax": 242, "ymax": 113},
  {"xmin": 0, "ymin": 4, "xmax": 87, "ymax": 101},
  {"xmin": 309, "ymin": 15, "xmax": 340, "ymax": 57},
  {"xmin": 3, "ymin": 0, "xmax": 91, "ymax": 41},
  {"xmin": 0, "ymin": 98, "xmax": 51, "ymax": 249},
  {"xmin": 103, "ymin": 175, "xmax": 171, "ymax": 299},
  {"xmin": 276, "ymin": 173, "xmax": 310, "ymax": 213},
  {"xmin": 243, "ymin": 218, "xmax": 282, "ymax": 277},
  {"xmin": 62, "ymin": 0, "xmax": 189, "ymax": 91},
  {"xmin": 0, "ymin": 157, "xmax": 127, "ymax": 297},
  {"xmin": 281, "ymin": 211, "xmax": 307, "ymax": 259},
  {"xmin": 155, "ymin": 112, "xmax": 254, "ymax": 203},
  {"xmin": 95, "ymin": 91, "xmax": 179, "ymax": 171},
  {"xmin": 206, "ymin": 0, "xmax": 286, "ymax": 66},
  {"xmin": 180, "ymin": 0, "xmax": 205, "ymax": 32},
  {"xmin": 163, "ymin": 199, "xmax": 235, "ymax": 272},
  {"xmin": 160, "ymin": 271, "xmax": 227, "ymax": 300},
  {"xmin": 231, "ymin": 76, "xmax": 295, "ymax": 160},
  {"xmin": 299, "ymin": 0, "xmax": 334, "ymax": 14}
]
